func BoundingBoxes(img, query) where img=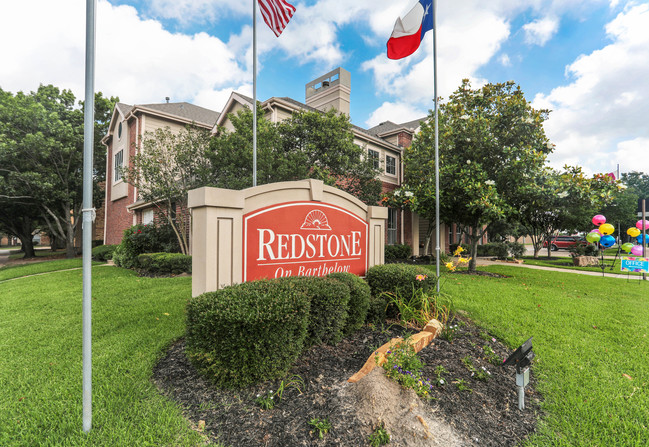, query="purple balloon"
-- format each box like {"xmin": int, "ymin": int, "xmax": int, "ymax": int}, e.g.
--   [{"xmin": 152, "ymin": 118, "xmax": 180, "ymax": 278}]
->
[{"xmin": 631, "ymin": 245, "xmax": 644, "ymax": 256}]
